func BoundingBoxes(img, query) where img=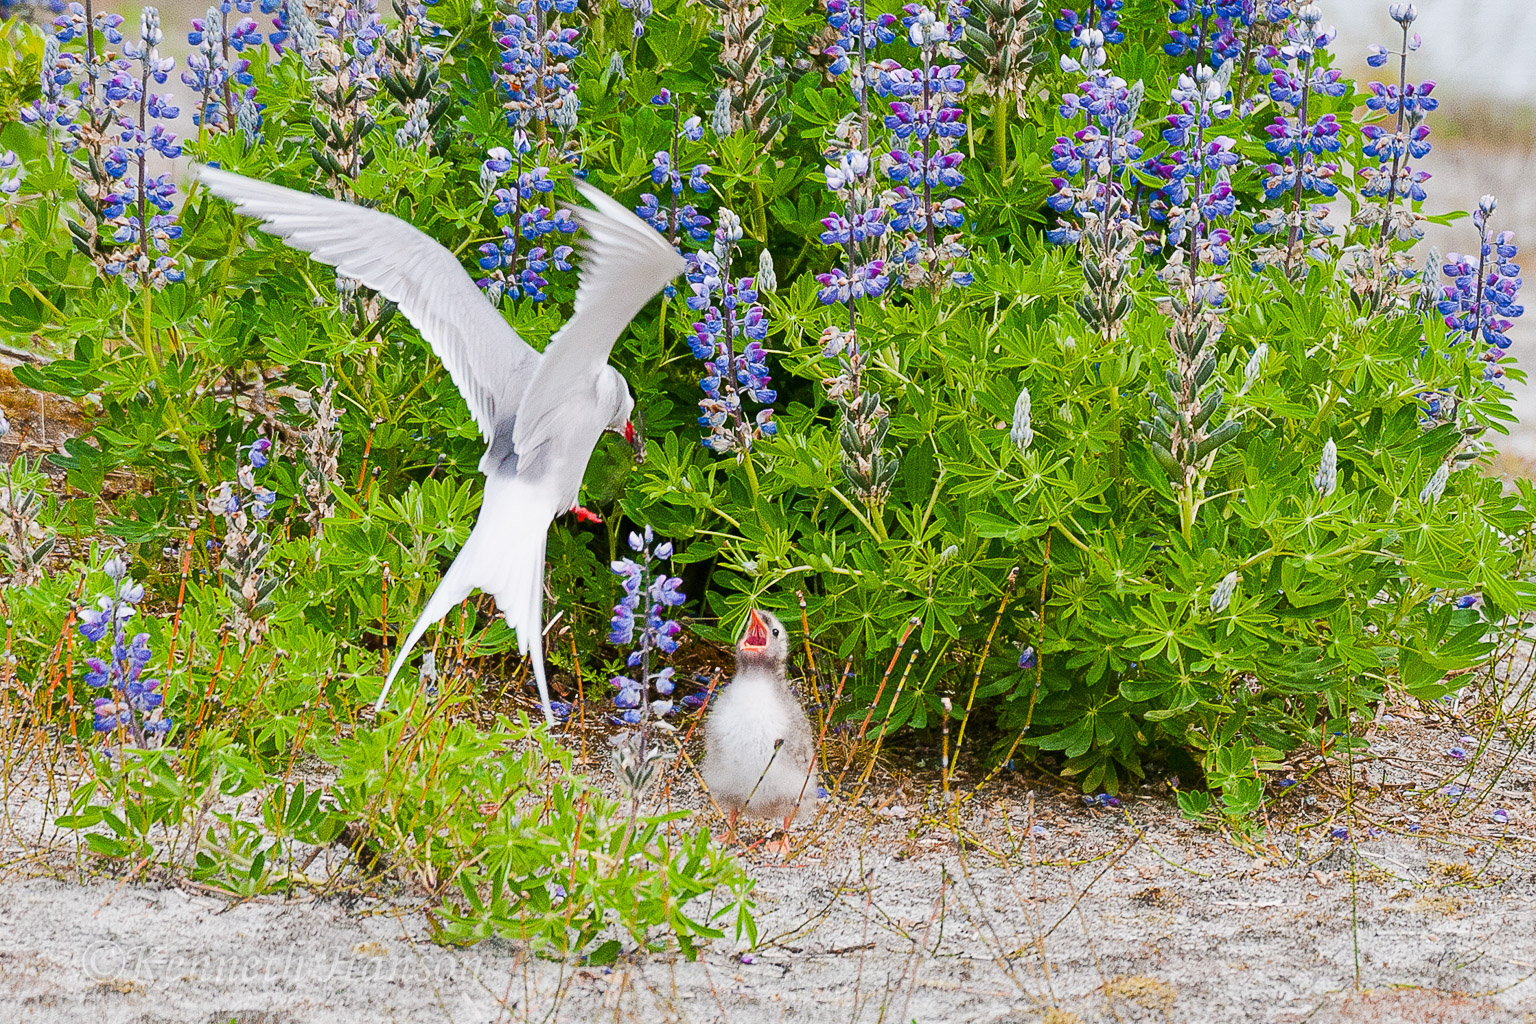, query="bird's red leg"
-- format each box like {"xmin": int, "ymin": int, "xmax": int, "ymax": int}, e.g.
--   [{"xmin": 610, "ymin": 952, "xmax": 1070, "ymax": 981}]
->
[{"xmin": 569, "ymin": 505, "xmax": 603, "ymax": 524}]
